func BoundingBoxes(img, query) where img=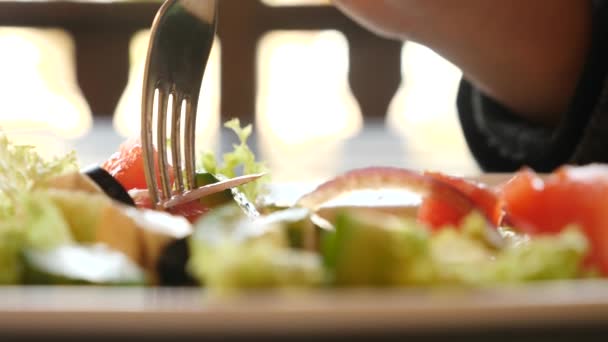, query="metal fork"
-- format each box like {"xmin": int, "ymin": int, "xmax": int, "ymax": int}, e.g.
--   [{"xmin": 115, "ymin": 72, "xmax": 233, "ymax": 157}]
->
[{"xmin": 141, "ymin": 0, "xmax": 262, "ymax": 209}]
